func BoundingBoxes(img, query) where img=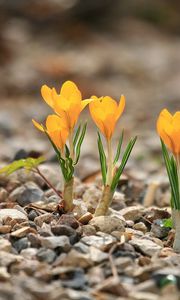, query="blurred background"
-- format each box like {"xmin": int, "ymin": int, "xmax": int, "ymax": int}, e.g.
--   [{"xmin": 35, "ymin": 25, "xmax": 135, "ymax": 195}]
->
[{"xmin": 0, "ymin": 0, "xmax": 180, "ymax": 175}]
